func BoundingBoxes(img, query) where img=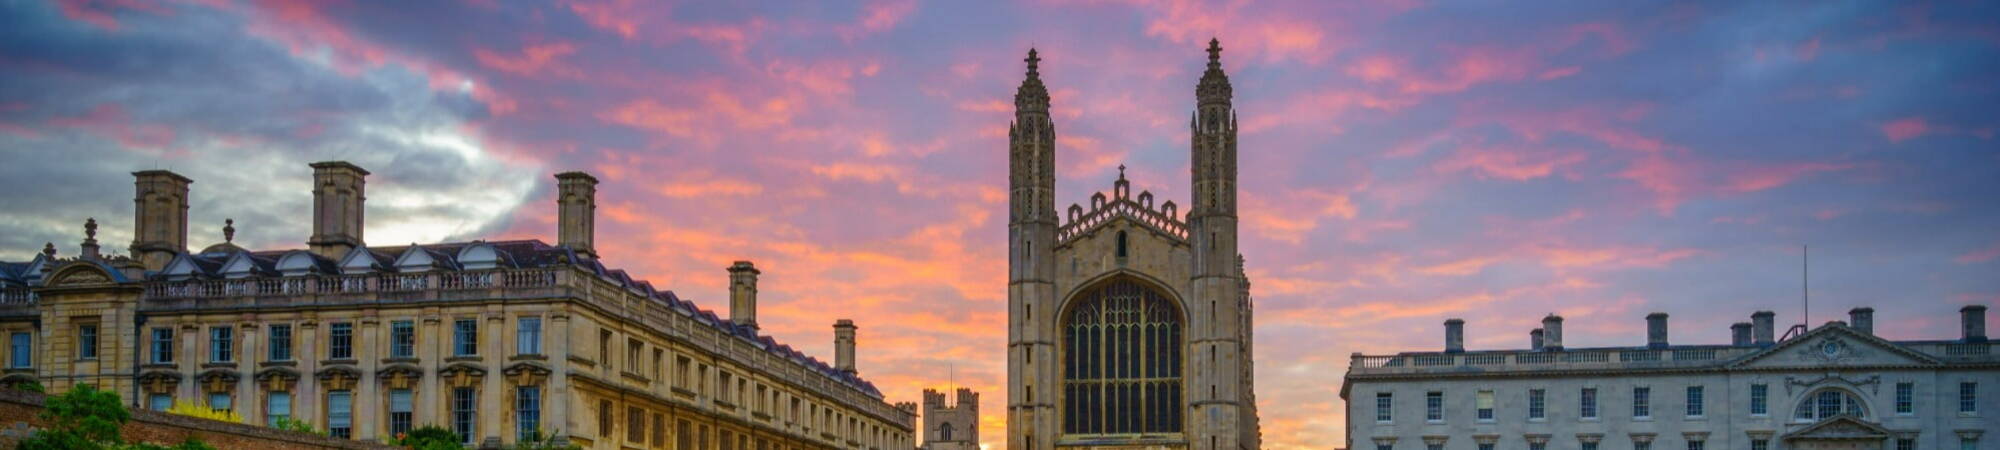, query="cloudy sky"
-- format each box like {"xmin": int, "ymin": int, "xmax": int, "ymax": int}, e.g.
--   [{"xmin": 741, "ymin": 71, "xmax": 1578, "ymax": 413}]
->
[{"xmin": 3, "ymin": 0, "xmax": 1998, "ymax": 447}]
